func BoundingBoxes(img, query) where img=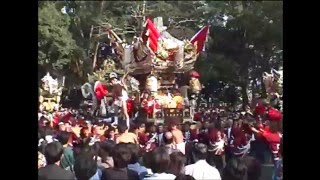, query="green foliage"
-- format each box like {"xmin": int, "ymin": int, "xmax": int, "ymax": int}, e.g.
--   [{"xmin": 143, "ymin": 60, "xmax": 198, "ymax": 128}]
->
[
  {"xmin": 38, "ymin": 2, "xmax": 77, "ymax": 71},
  {"xmin": 38, "ymin": 1, "xmax": 282, "ymax": 97}
]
